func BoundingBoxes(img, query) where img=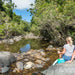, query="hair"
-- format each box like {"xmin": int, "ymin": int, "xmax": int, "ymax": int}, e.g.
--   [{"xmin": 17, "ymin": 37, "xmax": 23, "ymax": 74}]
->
[{"xmin": 66, "ymin": 36, "xmax": 73, "ymax": 47}]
